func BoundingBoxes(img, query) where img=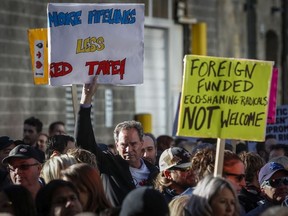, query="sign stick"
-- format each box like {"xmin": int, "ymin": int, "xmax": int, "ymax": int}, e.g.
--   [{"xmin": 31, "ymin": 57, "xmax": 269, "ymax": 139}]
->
[
  {"xmin": 71, "ymin": 84, "xmax": 78, "ymax": 137},
  {"xmin": 230, "ymin": 139, "xmax": 237, "ymax": 153},
  {"xmin": 213, "ymin": 138, "xmax": 225, "ymax": 177}
]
